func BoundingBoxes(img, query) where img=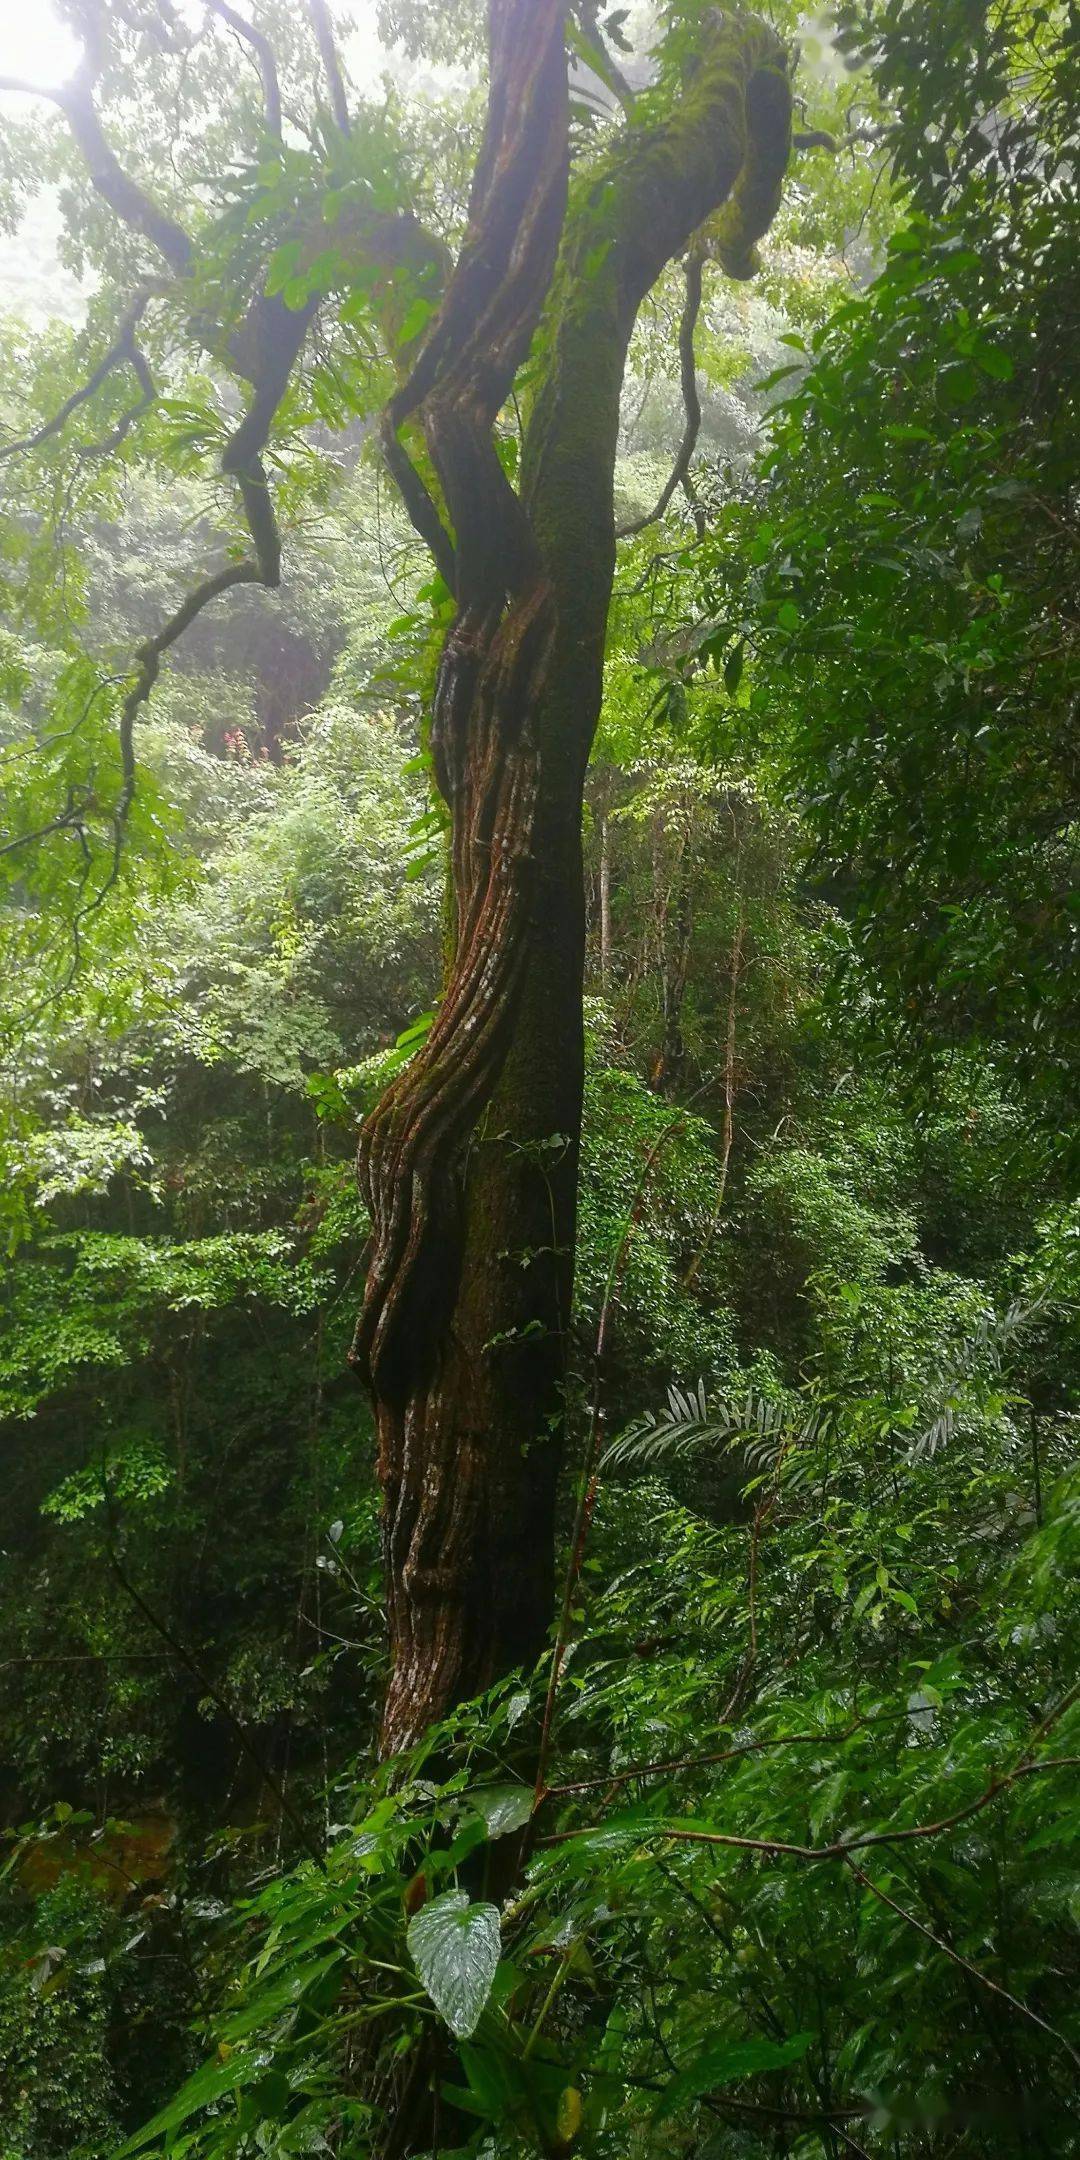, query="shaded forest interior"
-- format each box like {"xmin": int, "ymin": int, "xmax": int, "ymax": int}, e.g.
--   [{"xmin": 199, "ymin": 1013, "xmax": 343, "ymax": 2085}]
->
[{"xmin": 0, "ymin": 2, "xmax": 1078, "ymax": 2156}]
